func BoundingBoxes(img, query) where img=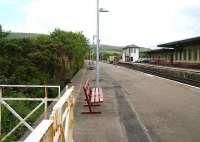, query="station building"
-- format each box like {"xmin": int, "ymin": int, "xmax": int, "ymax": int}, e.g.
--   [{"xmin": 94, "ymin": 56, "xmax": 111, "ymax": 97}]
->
[
  {"xmin": 148, "ymin": 36, "xmax": 200, "ymax": 69},
  {"xmin": 158, "ymin": 36, "xmax": 200, "ymax": 68},
  {"xmin": 122, "ymin": 44, "xmax": 140, "ymax": 62},
  {"xmin": 147, "ymin": 48, "xmax": 174, "ymax": 65}
]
